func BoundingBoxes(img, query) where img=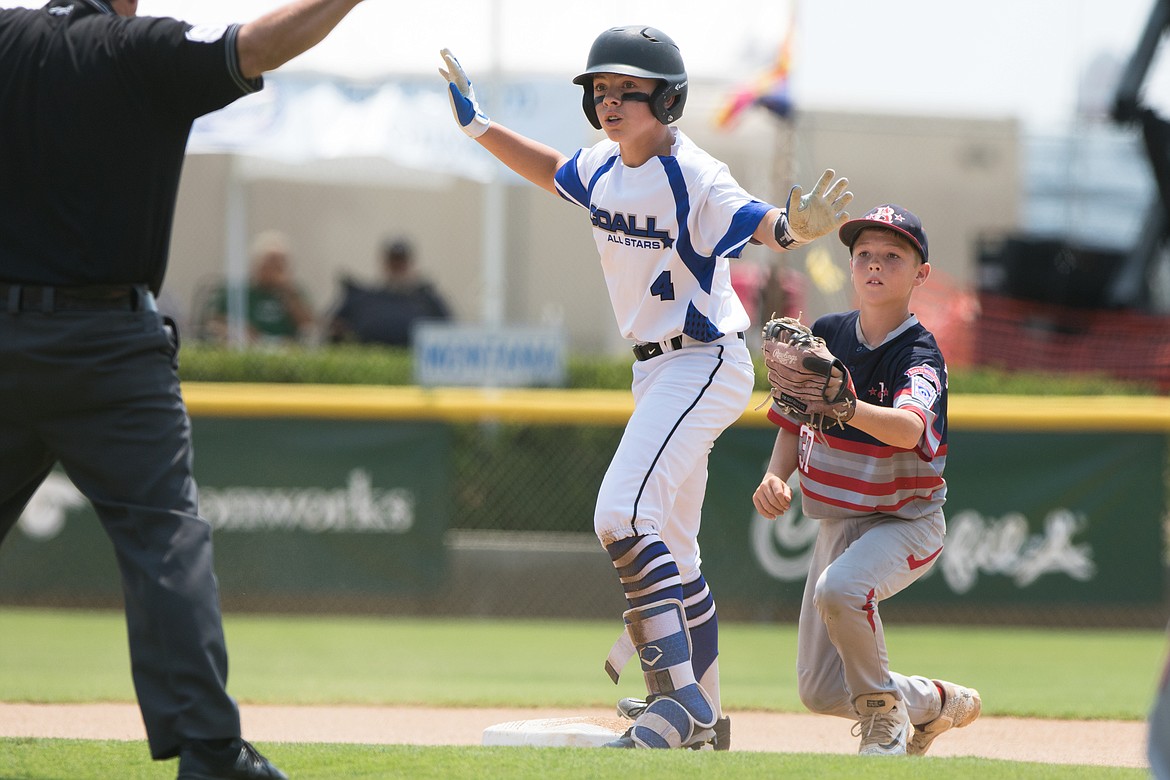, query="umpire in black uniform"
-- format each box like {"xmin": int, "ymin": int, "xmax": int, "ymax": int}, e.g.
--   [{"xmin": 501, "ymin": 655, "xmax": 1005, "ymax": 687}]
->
[{"xmin": 0, "ymin": 1, "xmax": 366, "ymax": 778}]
